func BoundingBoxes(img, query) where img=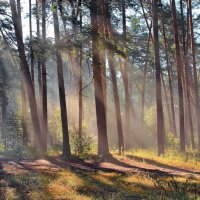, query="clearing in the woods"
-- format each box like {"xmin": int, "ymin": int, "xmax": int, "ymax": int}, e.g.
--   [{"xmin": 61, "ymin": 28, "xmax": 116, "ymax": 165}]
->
[{"xmin": 0, "ymin": 153, "xmax": 199, "ymax": 200}]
